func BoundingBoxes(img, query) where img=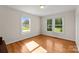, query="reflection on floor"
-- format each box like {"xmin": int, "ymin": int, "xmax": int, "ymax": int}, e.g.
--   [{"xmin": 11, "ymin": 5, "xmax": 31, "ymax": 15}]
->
[
  {"xmin": 32, "ymin": 46, "xmax": 47, "ymax": 53},
  {"xmin": 7, "ymin": 35, "xmax": 78, "ymax": 53}
]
